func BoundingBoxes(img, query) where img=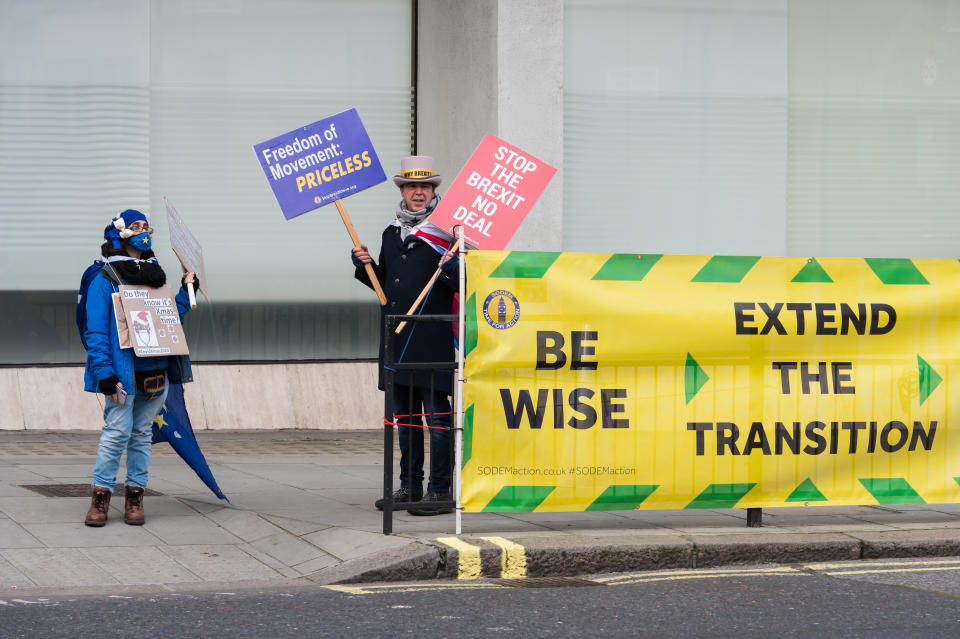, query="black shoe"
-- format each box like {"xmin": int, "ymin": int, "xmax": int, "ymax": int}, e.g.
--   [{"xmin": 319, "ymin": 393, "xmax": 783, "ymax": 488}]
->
[
  {"xmin": 375, "ymin": 486, "xmax": 423, "ymax": 511},
  {"xmin": 409, "ymin": 490, "xmax": 453, "ymax": 516}
]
